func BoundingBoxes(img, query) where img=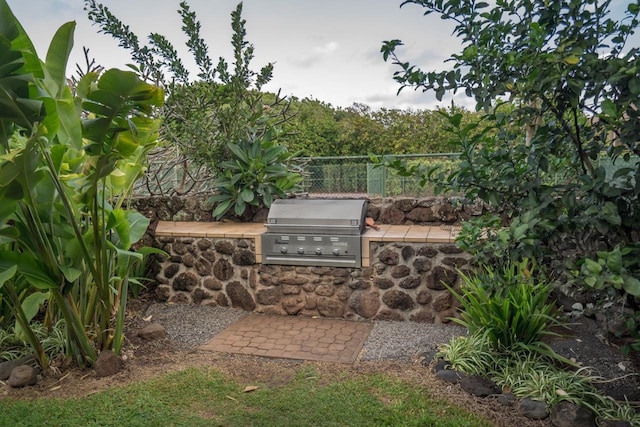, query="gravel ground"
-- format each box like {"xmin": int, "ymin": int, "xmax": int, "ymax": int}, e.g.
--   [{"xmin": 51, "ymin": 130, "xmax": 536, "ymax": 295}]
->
[
  {"xmin": 141, "ymin": 302, "xmax": 466, "ymax": 361},
  {"xmin": 137, "ymin": 302, "xmax": 639, "ymax": 402},
  {"xmin": 359, "ymin": 320, "xmax": 466, "ymax": 361}
]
